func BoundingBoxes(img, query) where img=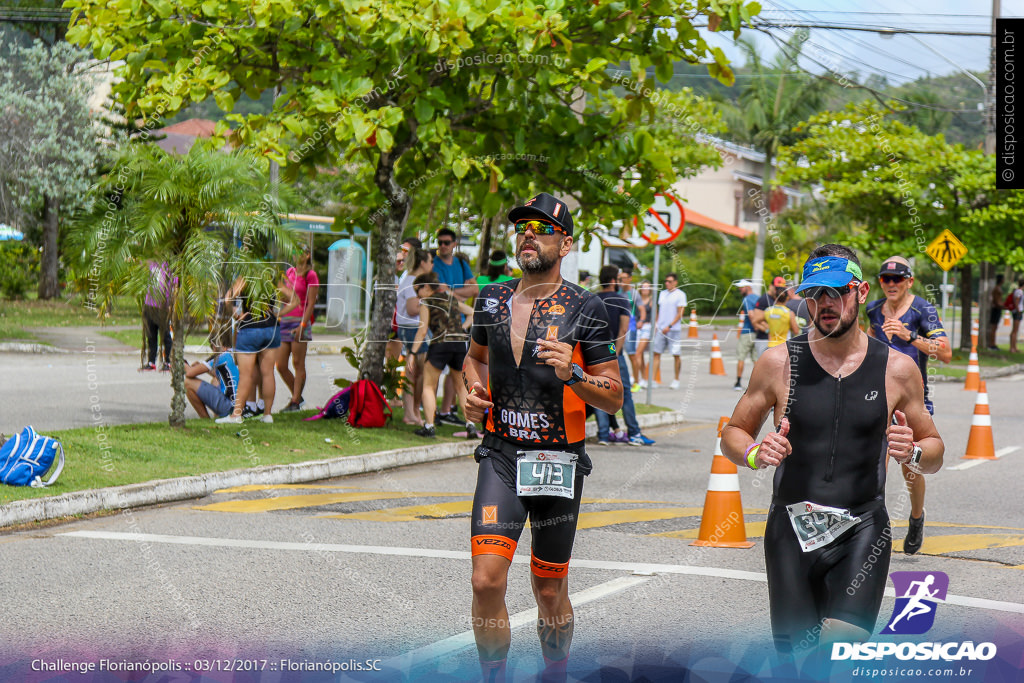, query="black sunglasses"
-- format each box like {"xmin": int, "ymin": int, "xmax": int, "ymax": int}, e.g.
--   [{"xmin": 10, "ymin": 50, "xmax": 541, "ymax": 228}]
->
[
  {"xmin": 437, "ymin": 239, "xmax": 454, "ymax": 246},
  {"xmin": 879, "ymin": 275, "xmax": 907, "ymax": 284},
  {"xmin": 803, "ymin": 281, "xmax": 861, "ymax": 301}
]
